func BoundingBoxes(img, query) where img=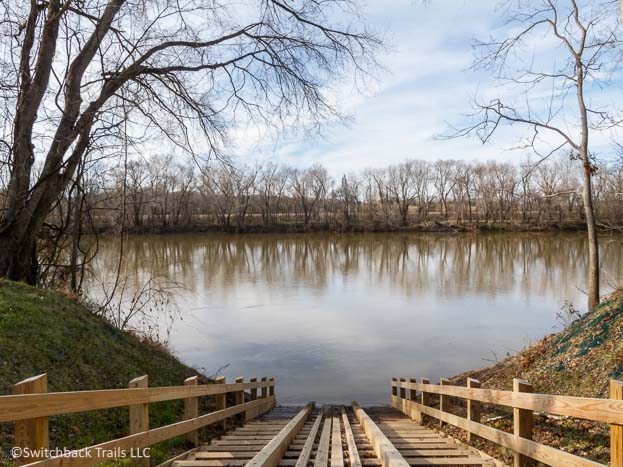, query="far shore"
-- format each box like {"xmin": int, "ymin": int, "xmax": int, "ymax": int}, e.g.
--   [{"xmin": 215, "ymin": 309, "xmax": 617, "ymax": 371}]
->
[{"xmin": 88, "ymin": 220, "xmax": 600, "ymax": 236}]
